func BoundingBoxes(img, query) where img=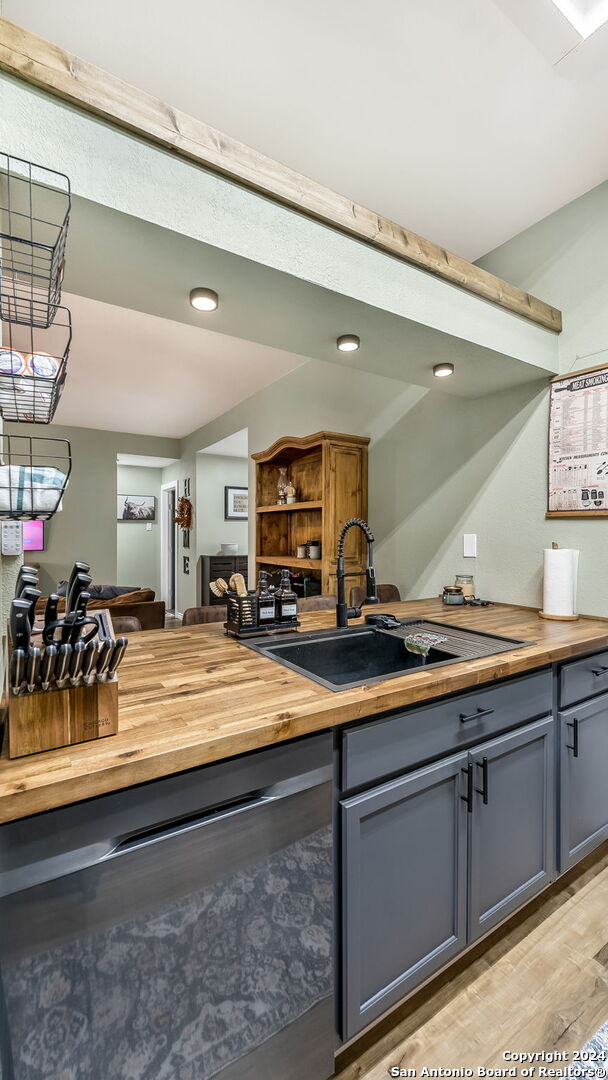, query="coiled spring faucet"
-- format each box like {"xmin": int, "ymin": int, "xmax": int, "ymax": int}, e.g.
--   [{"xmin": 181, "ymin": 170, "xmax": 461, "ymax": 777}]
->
[{"xmin": 336, "ymin": 517, "xmax": 378, "ymax": 628}]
